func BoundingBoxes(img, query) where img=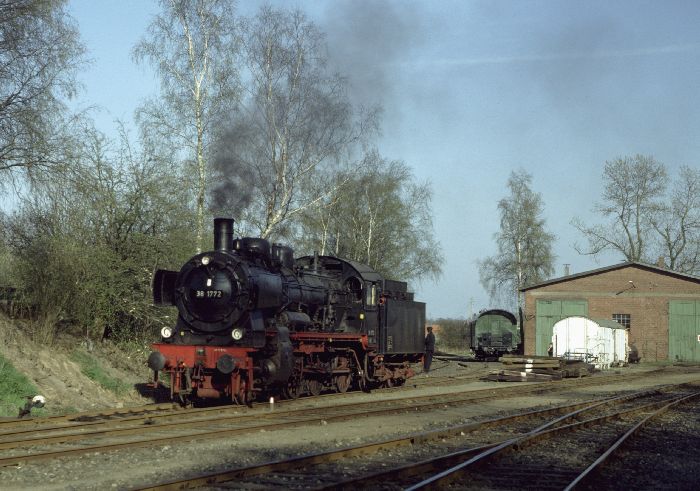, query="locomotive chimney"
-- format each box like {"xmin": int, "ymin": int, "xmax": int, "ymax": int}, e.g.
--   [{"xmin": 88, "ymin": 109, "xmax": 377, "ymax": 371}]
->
[{"xmin": 214, "ymin": 217, "xmax": 234, "ymax": 252}]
